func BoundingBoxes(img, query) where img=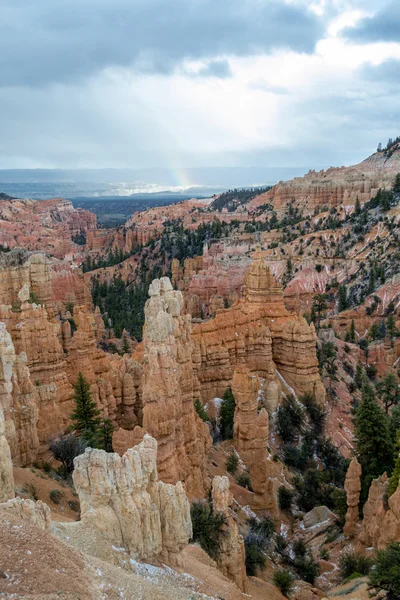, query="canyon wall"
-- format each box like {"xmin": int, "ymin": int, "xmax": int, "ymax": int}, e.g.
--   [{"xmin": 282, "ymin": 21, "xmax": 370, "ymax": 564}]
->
[{"xmin": 192, "ymin": 258, "xmax": 325, "ymax": 407}]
